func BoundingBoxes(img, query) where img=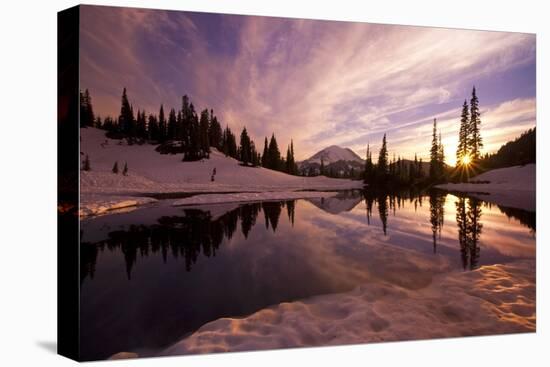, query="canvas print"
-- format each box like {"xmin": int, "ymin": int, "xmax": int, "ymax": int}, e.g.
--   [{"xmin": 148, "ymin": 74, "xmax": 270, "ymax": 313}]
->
[{"xmin": 60, "ymin": 4, "xmax": 536, "ymax": 361}]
